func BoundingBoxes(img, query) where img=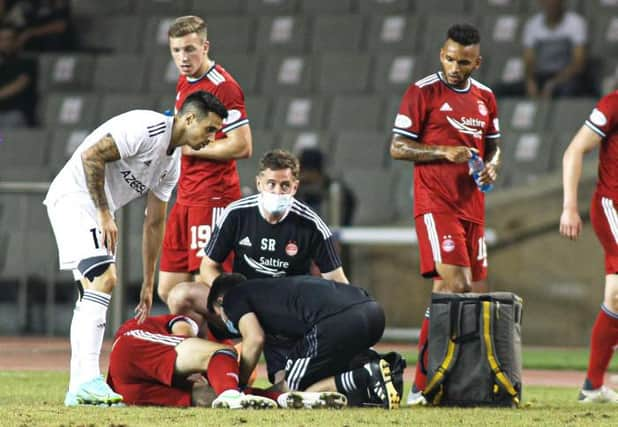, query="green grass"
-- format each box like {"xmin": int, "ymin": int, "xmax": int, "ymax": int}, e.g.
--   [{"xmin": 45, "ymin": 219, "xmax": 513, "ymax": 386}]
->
[
  {"xmin": 399, "ymin": 347, "xmax": 618, "ymax": 371},
  {"xmin": 1, "ymin": 371, "xmax": 618, "ymax": 426}
]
